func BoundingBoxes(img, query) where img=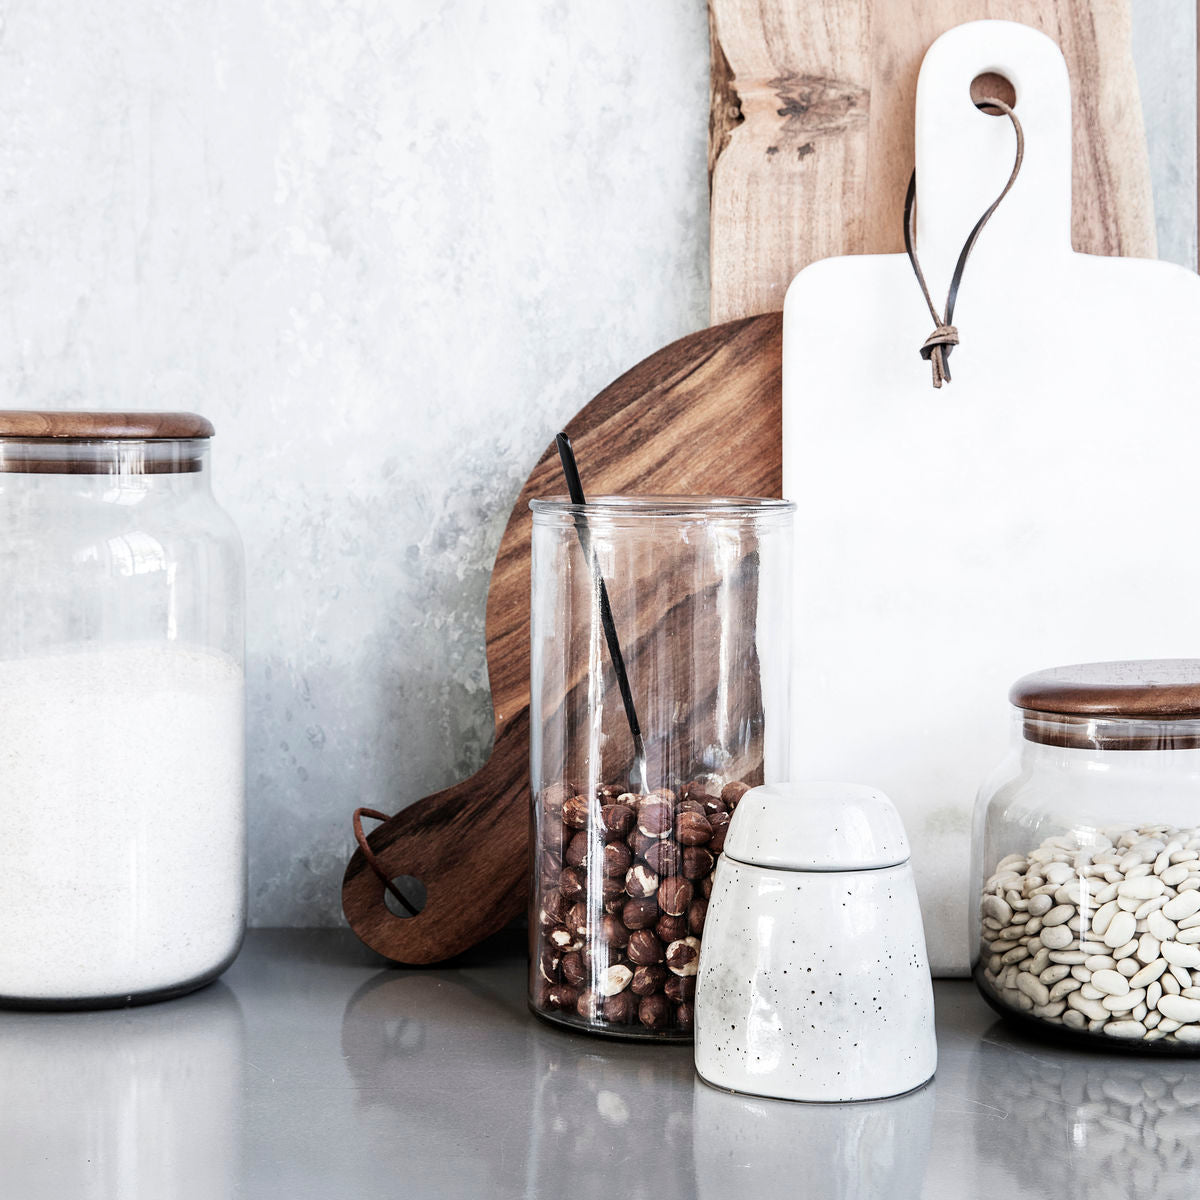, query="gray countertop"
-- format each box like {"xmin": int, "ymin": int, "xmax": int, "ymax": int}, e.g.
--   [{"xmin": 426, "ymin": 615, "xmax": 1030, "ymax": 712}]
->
[{"xmin": 3, "ymin": 928, "xmax": 1199, "ymax": 1198}]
